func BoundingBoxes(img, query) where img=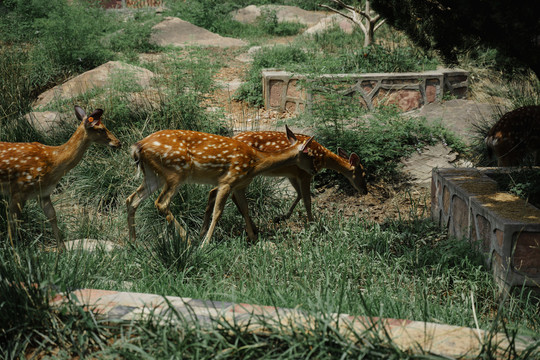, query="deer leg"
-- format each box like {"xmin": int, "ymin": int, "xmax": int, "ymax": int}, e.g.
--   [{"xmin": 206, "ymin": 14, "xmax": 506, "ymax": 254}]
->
[
  {"xmin": 298, "ymin": 173, "xmax": 315, "ymax": 222},
  {"xmin": 274, "ymin": 177, "xmax": 302, "ymax": 223},
  {"xmin": 155, "ymin": 183, "xmax": 187, "ymax": 240},
  {"xmin": 126, "ymin": 179, "xmax": 161, "ymax": 242},
  {"xmin": 7, "ymin": 195, "xmax": 25, "ymax": 241},
  {"xmin": 231, "ymin": 189, "xmax": 259, "ymax": 242},
  {"xmin": 200, "ymin": 187, "xmax": 218, "ymax": 237},
  {"xmin": 201, "ymin": 184, "xmax": 231, "ymax": 247},
  {"xmin": 39, "ymin": 195, "xmax": 65, "ymax": 250}
]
